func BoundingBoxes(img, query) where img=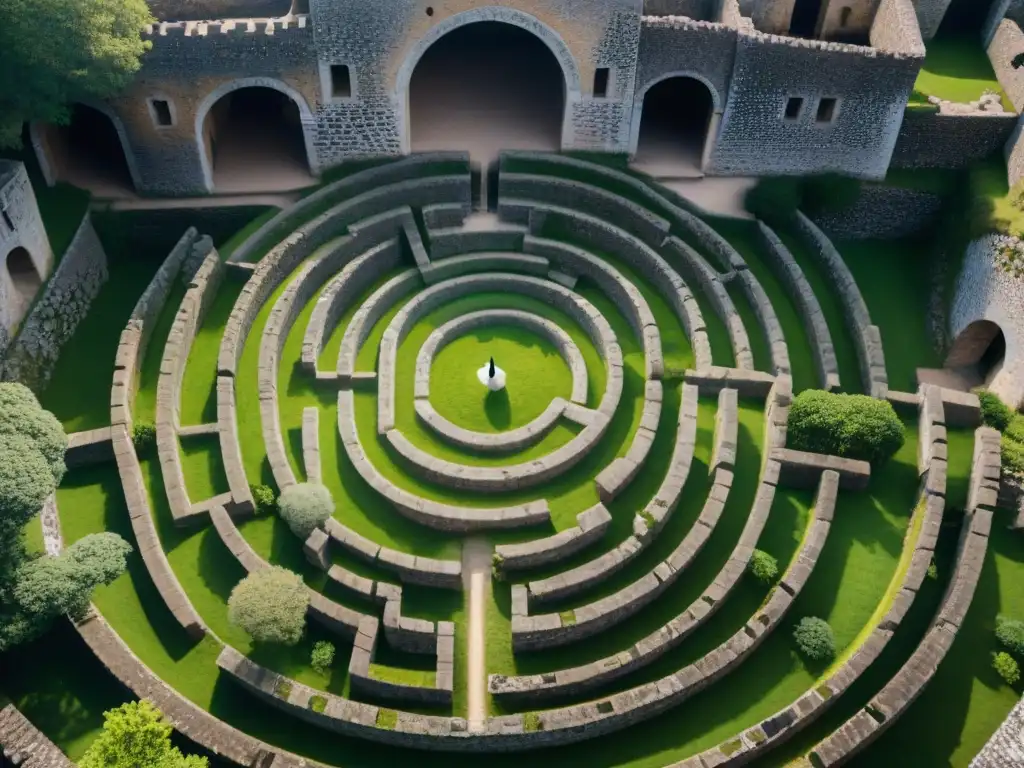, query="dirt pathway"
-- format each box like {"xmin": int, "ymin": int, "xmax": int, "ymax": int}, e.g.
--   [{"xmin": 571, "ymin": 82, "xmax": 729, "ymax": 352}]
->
[{"xmin": 462, "ymin": 537, "xmax": 492, "ymax": 731}]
